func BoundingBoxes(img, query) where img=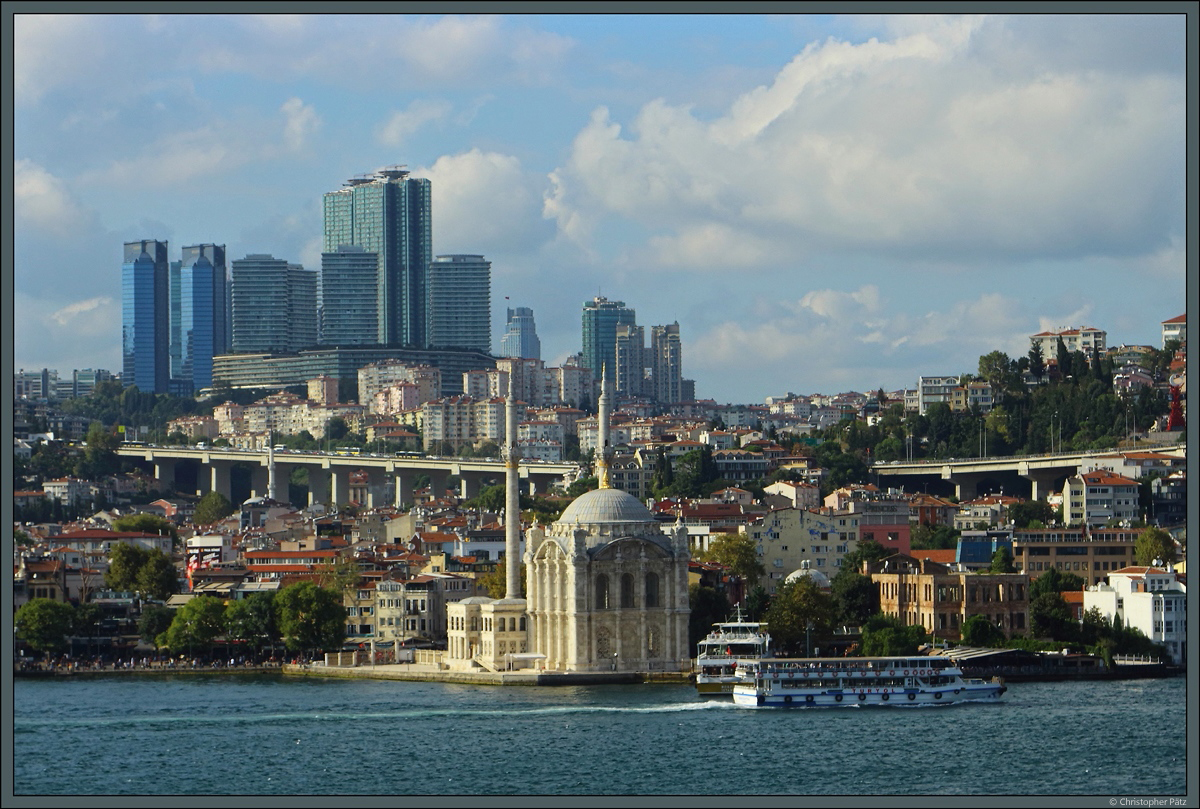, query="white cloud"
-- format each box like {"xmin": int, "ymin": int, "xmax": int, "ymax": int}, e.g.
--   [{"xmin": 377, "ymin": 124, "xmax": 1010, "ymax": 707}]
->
[
  {"xmin": 14, "ymin": 159, "xmax": 97, "ymax": 237},
  {"xmin": 377, "ymin": 99, "xmax": 453, "ymax": 148},
  {"xmin": 419, "ymin": 149, "xmax": 553, "ymax": 255},
  {"xmin": 547, "ymin": 16, "xmax": 1184, "ymax": 273},
  {"xmin": 14, "ymin": 15, "xmax": 98, "ymax": 104},
  {"xmin": 281, "ymin": 97, "xmax": 321, "ymax": 152},
  {"xmin": 51, "ymin": 296, "xmax": 113, "ymax": 327}
]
